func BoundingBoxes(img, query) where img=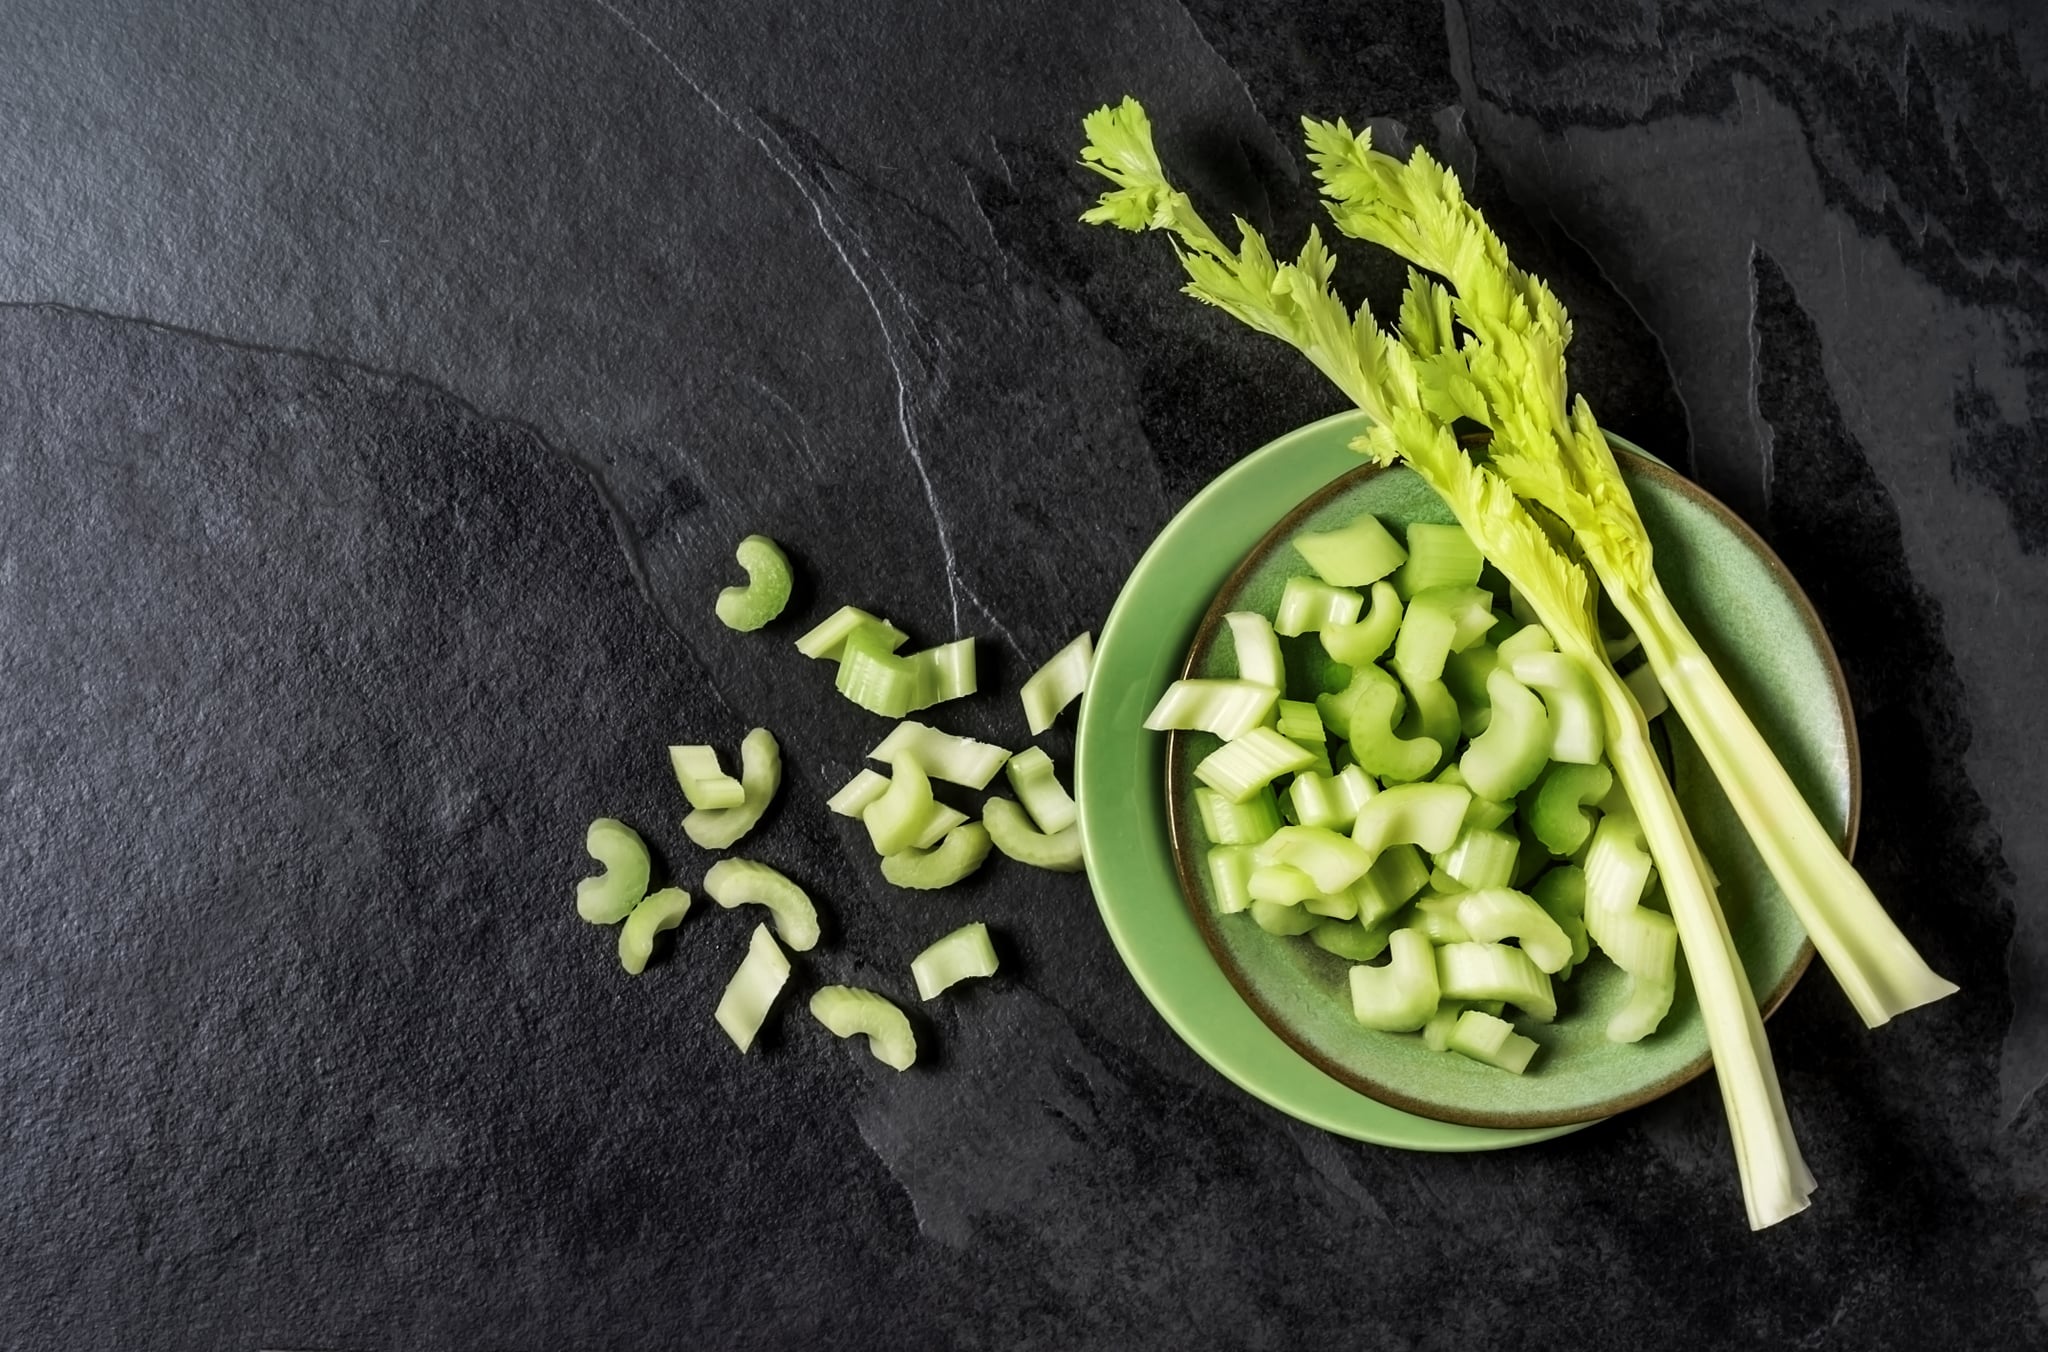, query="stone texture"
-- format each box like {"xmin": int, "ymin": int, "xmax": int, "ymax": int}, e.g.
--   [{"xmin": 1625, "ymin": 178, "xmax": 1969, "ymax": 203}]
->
[{"xmin": 0, "ymin": 1, "xmax": 2042, "ymax": 1346}]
